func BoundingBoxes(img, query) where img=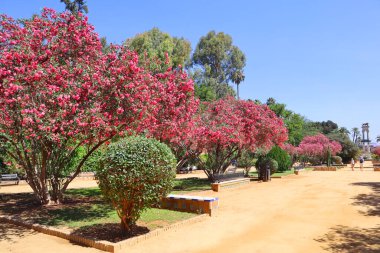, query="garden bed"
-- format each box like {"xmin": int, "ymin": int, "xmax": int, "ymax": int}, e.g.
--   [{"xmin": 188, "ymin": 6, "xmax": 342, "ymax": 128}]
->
[{"xmin": 0, "ymin": 188, "xmax": 198, "ymax": 243}]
